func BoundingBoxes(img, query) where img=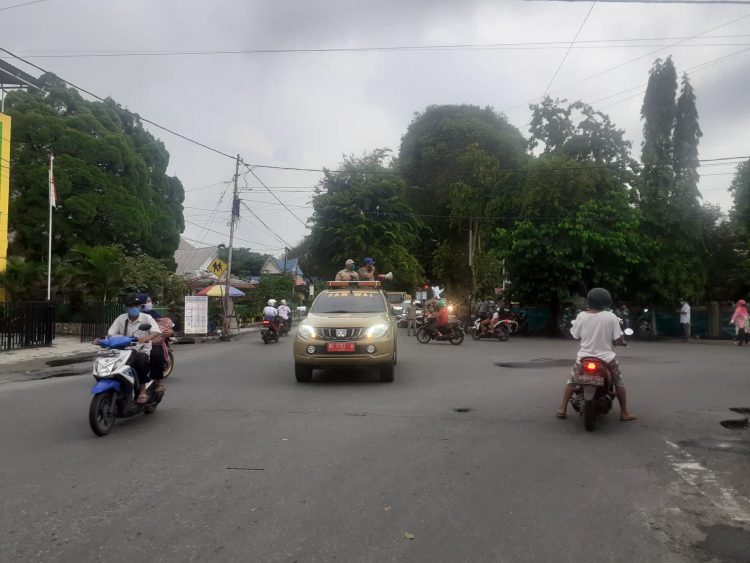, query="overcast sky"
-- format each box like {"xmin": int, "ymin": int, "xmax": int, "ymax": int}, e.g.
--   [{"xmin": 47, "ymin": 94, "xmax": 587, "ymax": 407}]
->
[{"xmin": 3, "ymin": 0, "xmax": 749, "ymax": 255}]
